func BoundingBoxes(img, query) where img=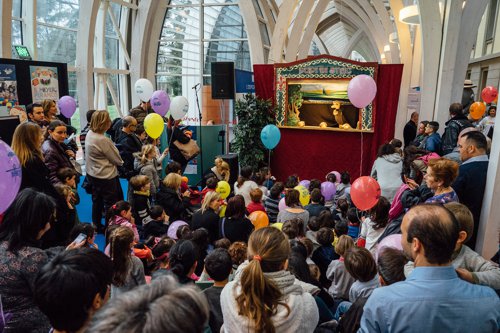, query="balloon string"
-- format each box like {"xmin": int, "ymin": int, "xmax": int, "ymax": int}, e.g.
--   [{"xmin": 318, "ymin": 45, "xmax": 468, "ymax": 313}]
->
[
  {"xmin": 268, "ymin": 149, "xmax": 271, "ymax": 171},
  {"xmin": 360, "ymin": 129, "xmax": 364, "ymax": 177}
]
